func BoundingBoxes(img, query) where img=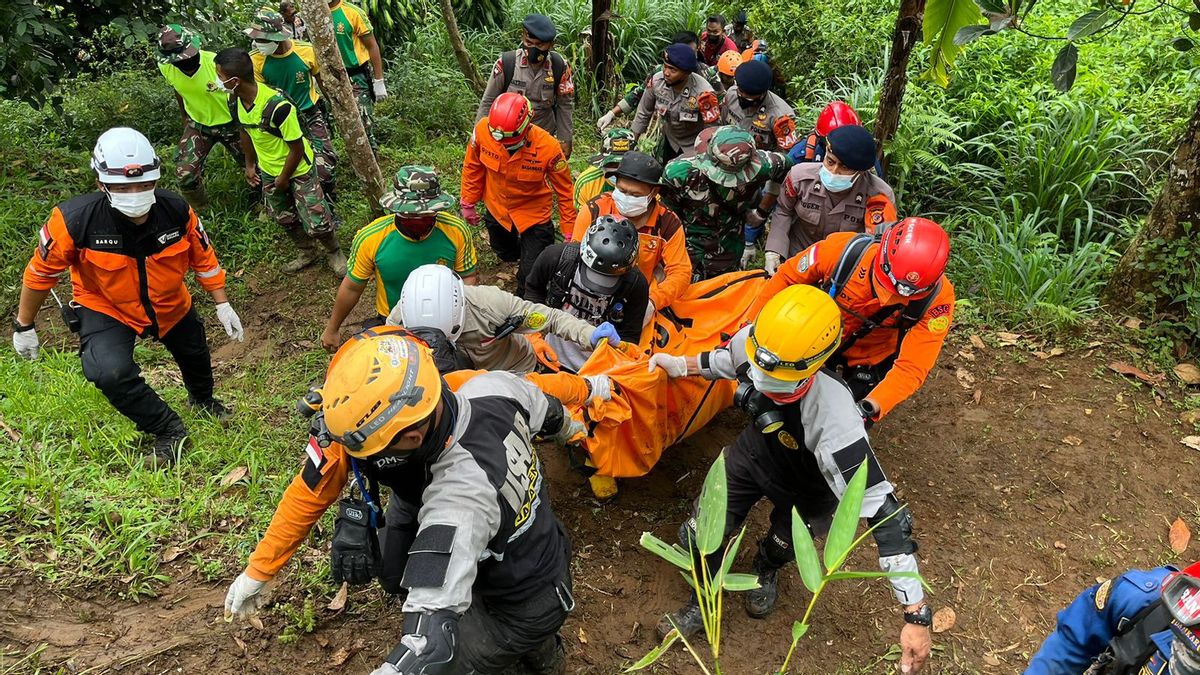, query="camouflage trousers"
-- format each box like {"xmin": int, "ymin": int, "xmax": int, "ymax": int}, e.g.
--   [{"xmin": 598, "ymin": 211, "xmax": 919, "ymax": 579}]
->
[
  {"xmin": 175, "ymin": 120, "xmax": 245, "ymax": 192},
  {"xmin": 686, "ymin": 225, "xmax": 744, "ymax": 281},
  {"xmin": 298, "ymin": 104, "xmax": 337, "ymax": 196},
  {"xmin": 349, "ymin": 72, "xmax": 378, "ymax": 152},
  {"xmin": 262, "ymin": 167, "xmax": 336, "ymax": 240}
]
